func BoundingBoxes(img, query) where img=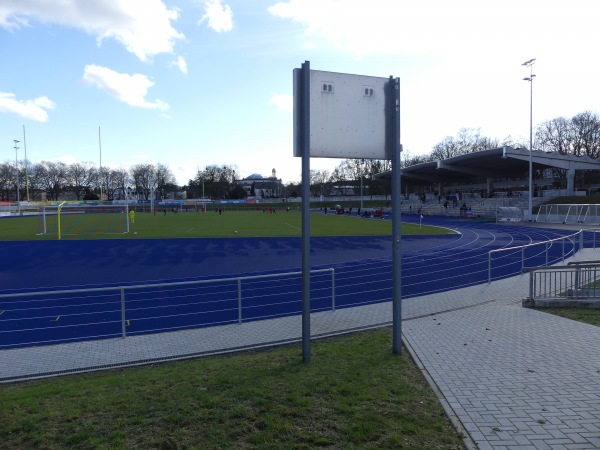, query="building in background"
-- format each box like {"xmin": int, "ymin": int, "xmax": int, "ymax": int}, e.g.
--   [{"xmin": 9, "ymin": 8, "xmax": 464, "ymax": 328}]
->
[{"xmin": 236, "ymin": 169, "xmax": 283, "ymax": 199}]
